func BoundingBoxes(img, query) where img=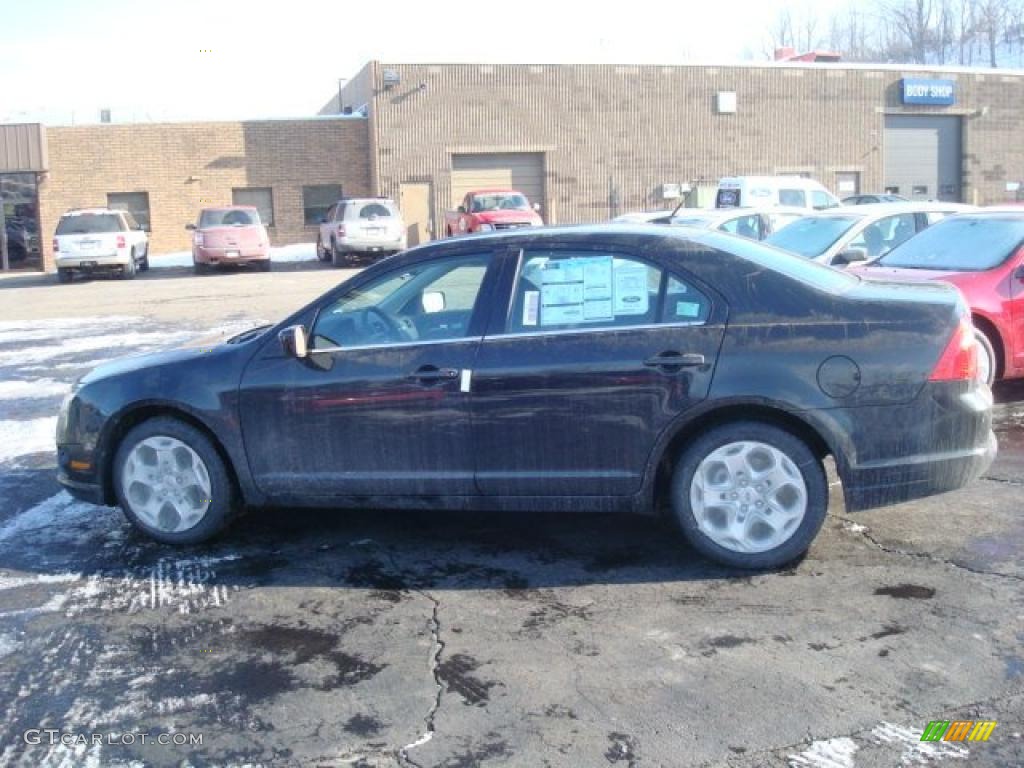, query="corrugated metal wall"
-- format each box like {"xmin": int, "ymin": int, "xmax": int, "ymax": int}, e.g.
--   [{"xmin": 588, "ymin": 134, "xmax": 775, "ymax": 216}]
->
[{"xmin": 0, "ymin": 124, "xmax": 48, "ymax": 172}]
